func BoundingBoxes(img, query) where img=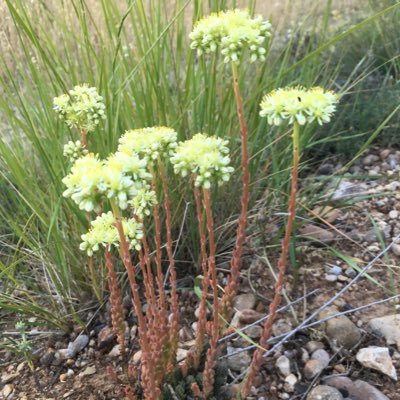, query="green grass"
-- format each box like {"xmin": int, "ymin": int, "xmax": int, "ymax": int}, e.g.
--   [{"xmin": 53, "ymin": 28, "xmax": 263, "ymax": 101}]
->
[{"xmin": 0, "ymin": 0, "xmax": 400, "ymax": 328}]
